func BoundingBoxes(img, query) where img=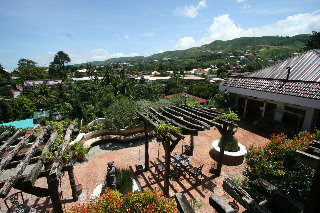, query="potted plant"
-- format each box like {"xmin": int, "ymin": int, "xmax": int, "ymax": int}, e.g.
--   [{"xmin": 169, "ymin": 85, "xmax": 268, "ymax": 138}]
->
[
  {"xmin": 70, "ymin": 141, "xmax": 89, "ymax": 161},
  {"xmin": 211, "ymin": 109, "xmax": 247, "ymax": 165},
  {"xmin": 214, "ymin": 109, "xmax": 240, "ymax": 152}
]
